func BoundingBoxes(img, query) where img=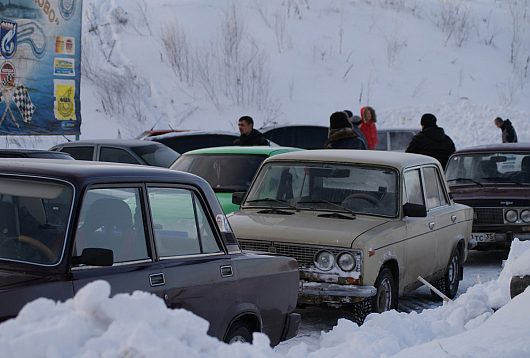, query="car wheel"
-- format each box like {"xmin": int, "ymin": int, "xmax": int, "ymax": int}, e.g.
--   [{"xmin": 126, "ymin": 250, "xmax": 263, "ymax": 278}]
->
[
  {"xmin": 224, "ymin": 322, "xmax": 253, "ymax": 344},
  {"xmin": 372, "ymin": 267, "xmax": 397, "ymax": 313},
  {"xmin": 432, "ymin": 247, "xmax": 460, "ymax": 300}
]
